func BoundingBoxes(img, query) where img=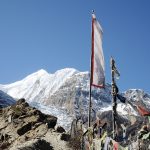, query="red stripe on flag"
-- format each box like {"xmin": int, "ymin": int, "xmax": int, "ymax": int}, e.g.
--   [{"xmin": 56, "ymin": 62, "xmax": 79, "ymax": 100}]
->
[
  {"xmin": 137, "ymin": 105, "xmax": 150, "ymax": 116},
  {"xmin": 91, "ymin": 84, "xmax": 105, "ymax": 88}
]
